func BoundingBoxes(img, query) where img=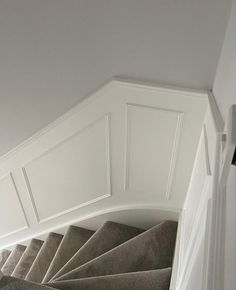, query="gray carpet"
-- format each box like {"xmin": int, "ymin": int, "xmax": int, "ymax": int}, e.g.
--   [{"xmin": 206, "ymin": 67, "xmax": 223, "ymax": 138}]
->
[
  {"xmin": 53, "ymin": 221, "xmax": 143, "ymax": 281},
  {"xmin": 1, "ymin": 244, "xmax": 26, "ymax": 276},
  {"xmin": 0, "ymin": 250, "xmax": 11, "ymax": 269},
  {"xmin": 43, "ymin": 226, "xmax": 94, "ymax": 283},
  {"xmin": 54, "ymin": 221, "xmax": 177, "ymax": 281},
  {"xmin": 12, "ymin": 239, "xmax": 43, "ymax": 279},
  {"xmin": 0, "ymin": 276, "xmax": 56, "ymax": 290},
  {"xmin": 26, "ymin": 233, "xmax": 63, "ymax": 283},
  {"xmin": 0, "ymin": 220, "xmax": 177, "ymax": 290},
  {"xmin": 49, "ymin": 268, "xmax": 172, "ymax": 290}
]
